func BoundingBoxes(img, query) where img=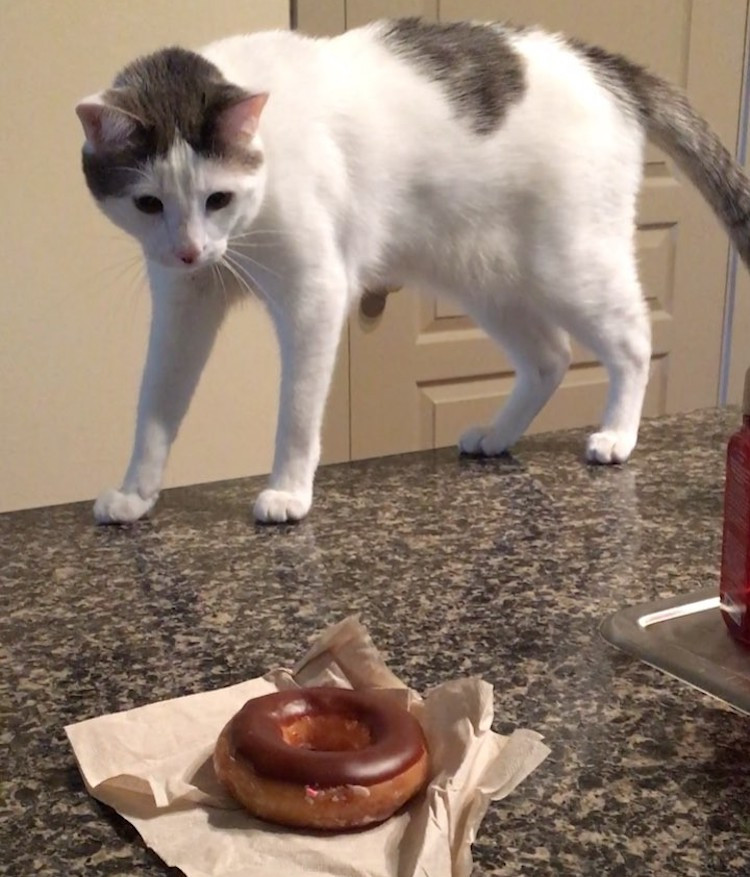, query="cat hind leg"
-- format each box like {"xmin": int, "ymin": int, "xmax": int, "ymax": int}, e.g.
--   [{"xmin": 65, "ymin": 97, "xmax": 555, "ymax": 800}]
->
[
  {"xmin": 459, "ymin": 303, "xmax": 572, "ymax": 456},
  {"xmin": 584, "ymin": 309, "xmax": 651, "ymax": 464},
  {"xmin": 567, "ymin": 272, "xmax": 651, "ymax": 465}
]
